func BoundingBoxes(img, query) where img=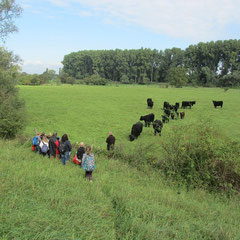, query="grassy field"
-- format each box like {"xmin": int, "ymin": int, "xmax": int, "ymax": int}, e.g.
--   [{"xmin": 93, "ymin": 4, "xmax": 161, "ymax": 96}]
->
[
  {"xmin": 19, "ymin": 84, "xmax": 240, "ymax": 145},
  {"xmin": 1, "ymin": 85, "xmax": 240, "ymax": 239}
]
